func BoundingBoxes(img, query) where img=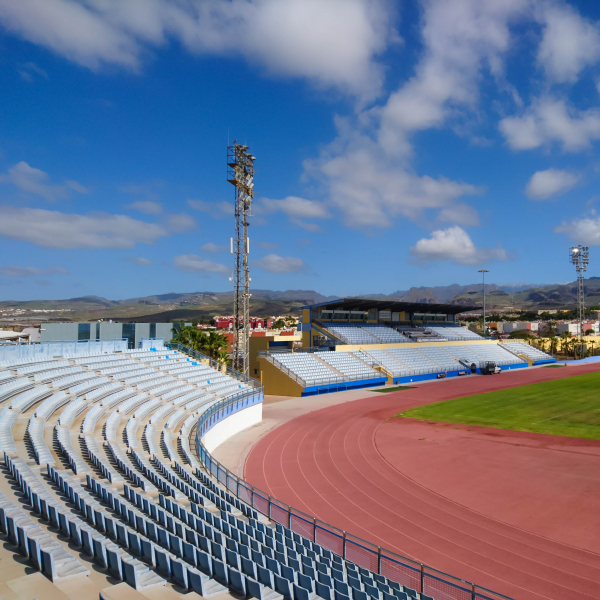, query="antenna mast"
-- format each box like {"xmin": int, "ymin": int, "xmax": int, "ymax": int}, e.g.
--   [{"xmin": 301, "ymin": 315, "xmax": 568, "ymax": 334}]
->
[{"xmin": 228, "ymin": 141, "xmax": 255, "ymax": 375}]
